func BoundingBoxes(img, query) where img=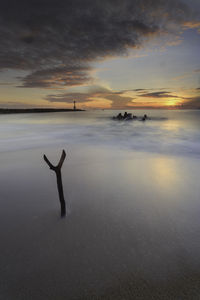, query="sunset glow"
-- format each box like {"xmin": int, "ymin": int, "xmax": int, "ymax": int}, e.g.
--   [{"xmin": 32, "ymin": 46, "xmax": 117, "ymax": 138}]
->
[{"xmin": 0, "ymin": 0, "xmax": 199, "ymax": 109}]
